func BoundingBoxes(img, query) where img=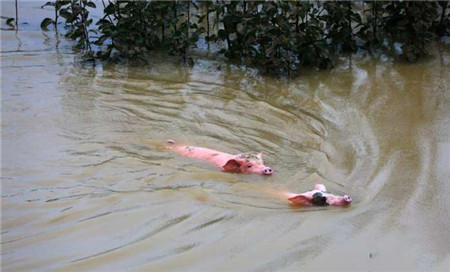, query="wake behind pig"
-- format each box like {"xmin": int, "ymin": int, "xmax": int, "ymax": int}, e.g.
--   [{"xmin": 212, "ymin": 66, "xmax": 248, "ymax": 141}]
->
[{"xmin": 166, "ymin": 140, "xmax": 273, "ymax": 175}]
